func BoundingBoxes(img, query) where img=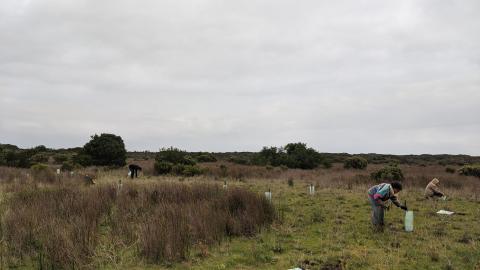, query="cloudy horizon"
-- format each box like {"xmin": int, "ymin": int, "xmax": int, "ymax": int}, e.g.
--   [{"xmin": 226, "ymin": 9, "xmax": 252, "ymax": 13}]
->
[{"xmin": 1, "ymin": 0, "xmax": 479, "ymax": 155}]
